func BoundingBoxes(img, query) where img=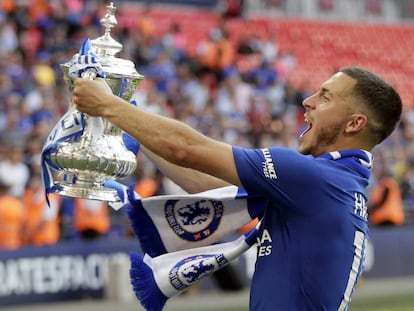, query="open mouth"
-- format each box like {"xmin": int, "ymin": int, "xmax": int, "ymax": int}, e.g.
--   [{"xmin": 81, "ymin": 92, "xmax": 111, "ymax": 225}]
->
[{"xmin": 299, "ymin": 118, "xmax": 312, "ymax": 138}]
